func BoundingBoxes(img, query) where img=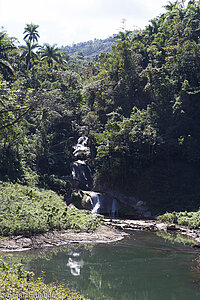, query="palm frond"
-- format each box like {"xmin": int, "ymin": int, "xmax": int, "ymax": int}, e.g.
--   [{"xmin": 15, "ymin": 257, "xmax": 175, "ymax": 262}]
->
[{"xmin": 0, "ymin": 59, "xmax": 15, "ymax": 77}]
